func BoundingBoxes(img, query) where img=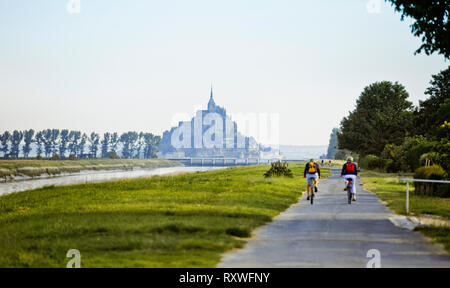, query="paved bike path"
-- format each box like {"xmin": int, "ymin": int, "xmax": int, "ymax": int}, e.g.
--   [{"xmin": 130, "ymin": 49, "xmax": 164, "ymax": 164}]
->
[{"xmin": 218, "ymin": 170, "xmax": 450, "ymax": 268}]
